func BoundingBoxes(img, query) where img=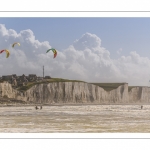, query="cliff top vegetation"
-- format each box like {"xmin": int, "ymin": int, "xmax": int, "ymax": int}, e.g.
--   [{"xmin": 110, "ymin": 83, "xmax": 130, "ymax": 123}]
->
[
  {"xmin": 91, "ymin": 83, "xmax": 126, "ymax": 91},
  {"xmin": 17, "ymin": 78, "xmax": 85, "ymax": 91},
  {"xmin": 0, "ymin": 77, "xmax": 128, "ymax": 92}
]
